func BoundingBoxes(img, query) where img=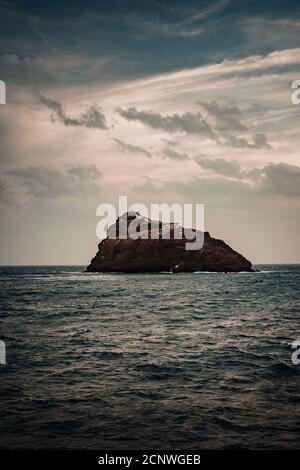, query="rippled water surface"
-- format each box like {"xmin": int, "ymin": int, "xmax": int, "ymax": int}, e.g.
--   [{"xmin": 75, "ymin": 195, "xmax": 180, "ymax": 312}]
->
[{"xmin": 0, "ymin": 265, "xmax": 299, "ymax": 449}]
